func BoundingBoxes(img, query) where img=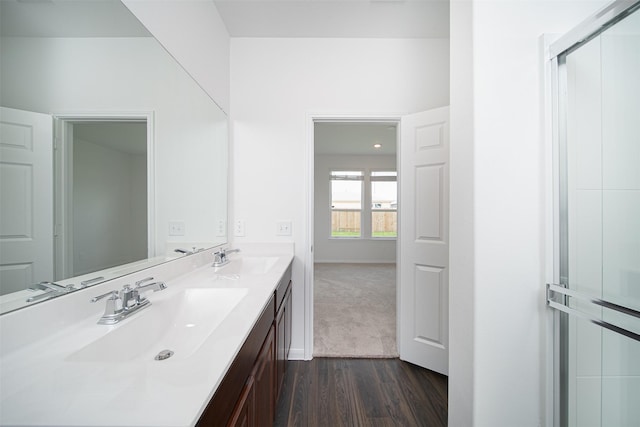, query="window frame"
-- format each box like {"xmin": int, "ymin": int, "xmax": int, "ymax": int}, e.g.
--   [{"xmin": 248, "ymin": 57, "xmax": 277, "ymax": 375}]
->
[
  {"xmin": 370, "ymin": 170, "xmax": 397, "ymax": 239},
  {"xmin": 330, "ymin": 170, "xmax": 364, "ymax": 238},
  {"xmin": 329, "ymin": 168, "xmax": 397, "ymax": 240}
]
